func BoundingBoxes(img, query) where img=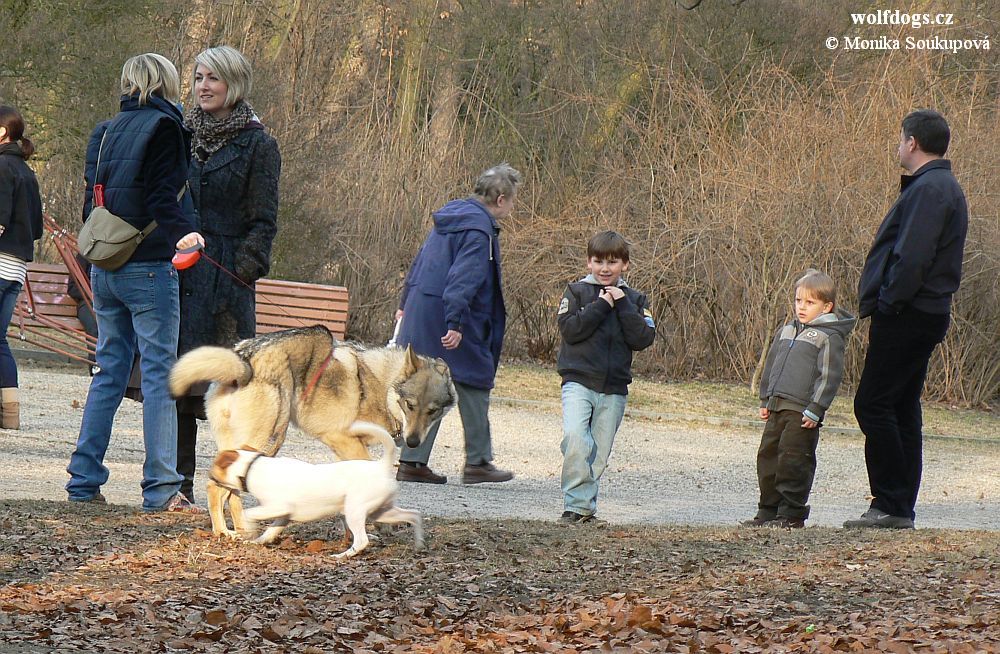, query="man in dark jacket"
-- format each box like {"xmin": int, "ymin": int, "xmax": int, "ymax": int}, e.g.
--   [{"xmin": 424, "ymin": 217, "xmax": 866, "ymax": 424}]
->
[
  {"xmin": 394, "ymin": 163, "xmax": 521, "ymax": 485},
  {"xmin": 846, "ymin": 109, "xmax": 968, "ymax": 530}
]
